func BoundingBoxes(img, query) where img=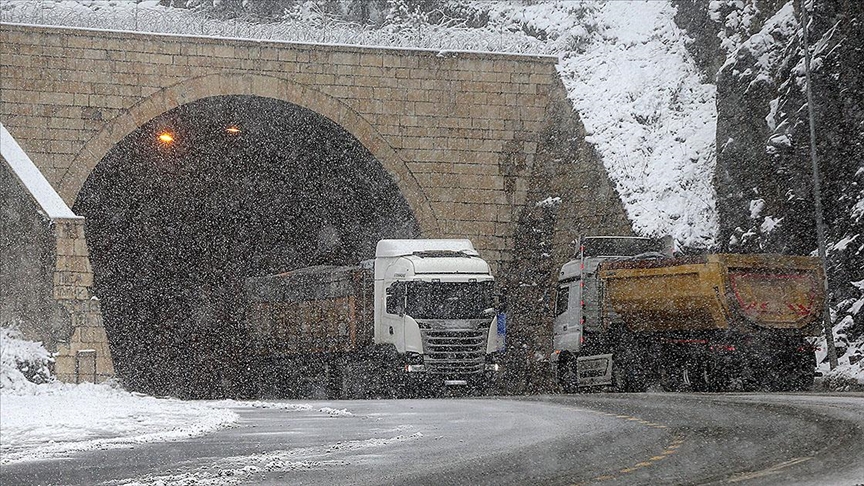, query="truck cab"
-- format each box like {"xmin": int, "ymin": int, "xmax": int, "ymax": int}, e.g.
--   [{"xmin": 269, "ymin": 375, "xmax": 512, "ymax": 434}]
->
[
  {"xmin": 552, "ymin": 236, "xmax": 672, "ymax": 390},
  {"xmin": 553, "ymin": 236, "xmax": 673, "ymax": 356},
  {"xmin": 374, "ymin": 239, "xmax": 503, "ymax": 385}
]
